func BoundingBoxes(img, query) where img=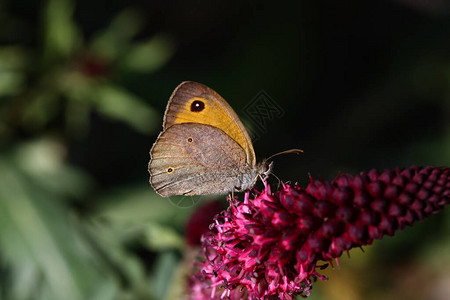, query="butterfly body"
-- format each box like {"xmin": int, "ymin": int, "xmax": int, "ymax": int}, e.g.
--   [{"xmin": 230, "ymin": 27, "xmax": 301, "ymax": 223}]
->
[{"xmin": 149, "ymin": 82, "xmax": 270, "ymax": 197}]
